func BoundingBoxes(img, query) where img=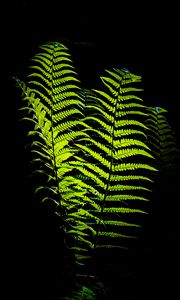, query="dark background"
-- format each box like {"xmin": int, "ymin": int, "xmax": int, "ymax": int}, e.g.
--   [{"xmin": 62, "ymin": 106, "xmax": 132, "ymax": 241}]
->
[
  {"xmin": 4, "ymin": 1, "xmax": 180, "ymax": 139},
  {"xmin": 2, "ymin": 1, "xmax": 180, "ymax": 299}
]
